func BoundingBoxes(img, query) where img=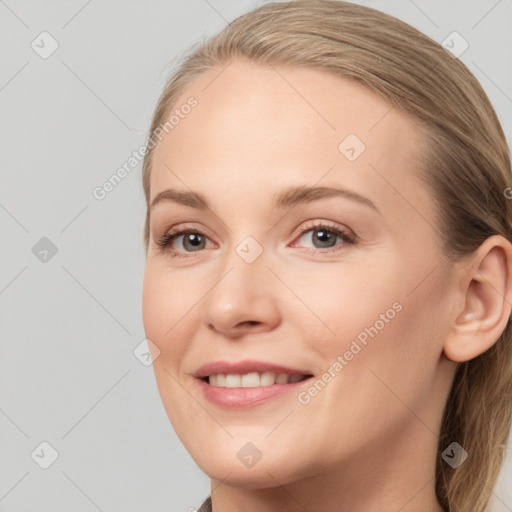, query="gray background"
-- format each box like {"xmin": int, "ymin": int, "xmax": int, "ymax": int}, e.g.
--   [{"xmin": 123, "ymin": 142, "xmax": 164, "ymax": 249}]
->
[{"xmin": 1, "ymin": 0, "xmax": 511, "ymax": 510}]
